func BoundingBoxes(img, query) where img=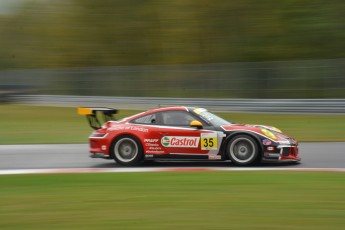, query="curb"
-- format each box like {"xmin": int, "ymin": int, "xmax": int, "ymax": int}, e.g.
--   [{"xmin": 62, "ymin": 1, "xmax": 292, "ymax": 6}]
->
[{"xmin": 1, "ymin": 167, "xmax": 345, "ymax": 175}]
